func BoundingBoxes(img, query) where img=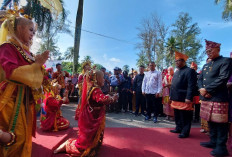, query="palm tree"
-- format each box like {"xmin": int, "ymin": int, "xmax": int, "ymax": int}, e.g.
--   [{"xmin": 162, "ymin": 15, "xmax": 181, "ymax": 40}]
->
[
  {"xmin": 64, "ymin": 47, "xmax": 74, "ymax": 60},
  {"xmin": 81, "ymin": 55, "xmax": 93, "ymax": 64},
  {"xmin": 73, "ymin": 0, "xmax": 84, "ymax": 73},
  {"xmin": 136, "ymin": 51, "xmax": 148, "ymax": 68},
  {"xmin": 215, "ymin": 0, "xmax": 232, "ymax": 20},
  {"xmin": 123, "ymin": 65, "xmax": 130, "ymax": 73},
  {"xmin": 165, "ymin": 36, "xmax": 179, "ymax": 66},
  {"xmin": 39, "ymin": 36, "xmax": 60, "ymax": 60},
  {"xmin": 166, "ymin": 36, "xmax": 179, "ymax": 56}
]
